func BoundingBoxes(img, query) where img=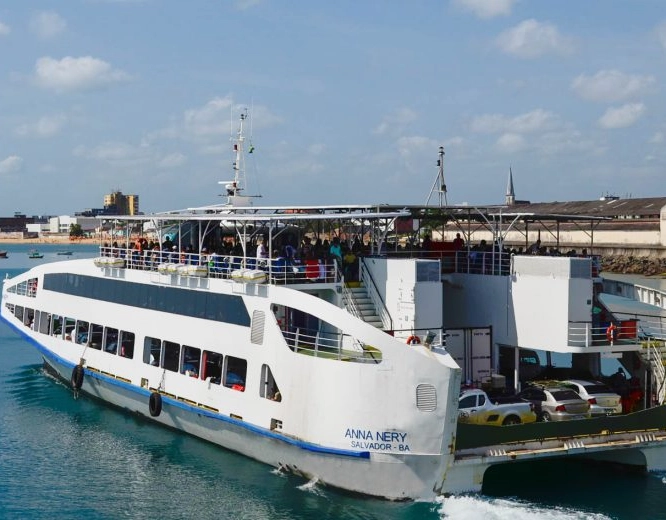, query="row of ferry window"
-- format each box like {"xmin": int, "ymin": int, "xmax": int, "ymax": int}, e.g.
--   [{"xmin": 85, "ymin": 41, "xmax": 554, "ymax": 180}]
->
[
  {"xmin": 6, "ymin": 278, "xmax": 38, "ymax": 297},
  {"xmin": 10, "ymin": 303, "xmax": 281, "ymax": 400}
]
